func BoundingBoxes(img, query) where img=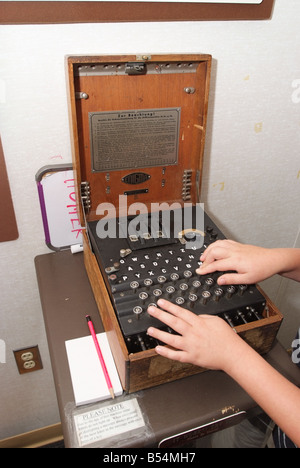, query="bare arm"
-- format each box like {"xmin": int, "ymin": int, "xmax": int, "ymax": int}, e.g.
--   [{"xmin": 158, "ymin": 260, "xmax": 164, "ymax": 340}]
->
[
  {"xmin": 147, "ymin": 299, "xmax": 300, "ymax": 447},
  {"xmin": 197, "ymin": 240, "xmax": 300, "ymax": 284}
]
